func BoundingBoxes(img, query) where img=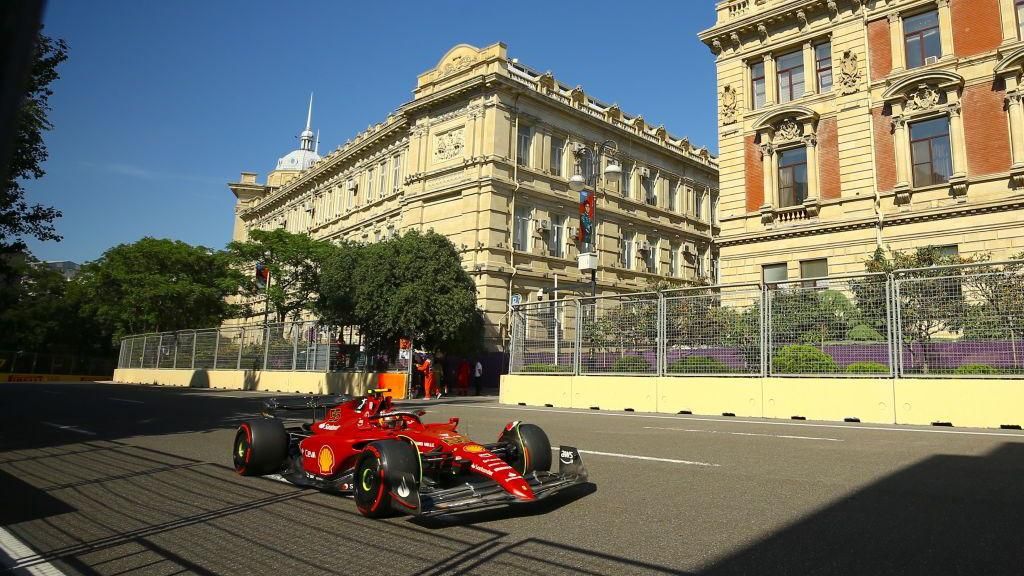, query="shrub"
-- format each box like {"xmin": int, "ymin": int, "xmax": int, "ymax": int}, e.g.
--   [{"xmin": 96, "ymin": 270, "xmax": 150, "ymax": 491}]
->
[
  {"xmin": 667, "ymin": 356, "xmax": 731, "ymax": 374},
  {"xmin": 772, "ymin": 345, "xmax": 838, "ymax": 374},
  {"xmin": 953, "ymin": 363, "xmax": 1000, "ymax": 375},
  {"xmin": 520, "ymin": 363, "xmax": 571, "ymax": 373},
  {"xmin": 847, "ymin": 324, "xmax": 885, "ymax": 342},
  {"xmin": 611, "ymin": 355, "xmax": 651, "ymax": 373},
  {"xmin": 845, "ymin": 361, "xmax": 889, "ymax": 374}
]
